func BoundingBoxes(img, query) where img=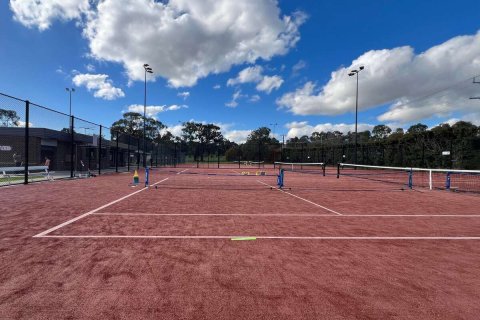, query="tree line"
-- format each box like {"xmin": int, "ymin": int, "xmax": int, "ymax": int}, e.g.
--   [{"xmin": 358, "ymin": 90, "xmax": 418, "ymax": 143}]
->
[{"xmin": 2, "ymin": 108, "xmax": 479, "ymax": 169}]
